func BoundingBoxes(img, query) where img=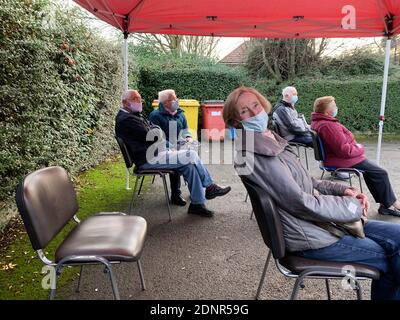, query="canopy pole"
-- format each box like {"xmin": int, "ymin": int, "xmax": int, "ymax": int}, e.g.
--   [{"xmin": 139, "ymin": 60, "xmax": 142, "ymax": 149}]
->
[
  {"xmin": 123, "ymin": 31, "xmax": 131, "ymax": 190},
  {"xmin": 376, "ymin": 38, "xmax": 391, "ymax": 165}
]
